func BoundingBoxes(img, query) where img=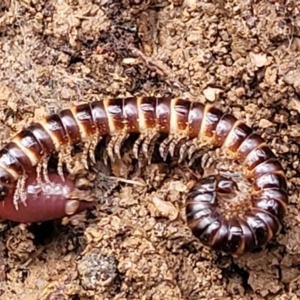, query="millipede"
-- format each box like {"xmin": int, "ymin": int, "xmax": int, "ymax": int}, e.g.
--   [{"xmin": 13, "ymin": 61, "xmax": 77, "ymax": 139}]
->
[{"xmin": 0, "ymin": 97, "xmax": 288, "ymax": 255}]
